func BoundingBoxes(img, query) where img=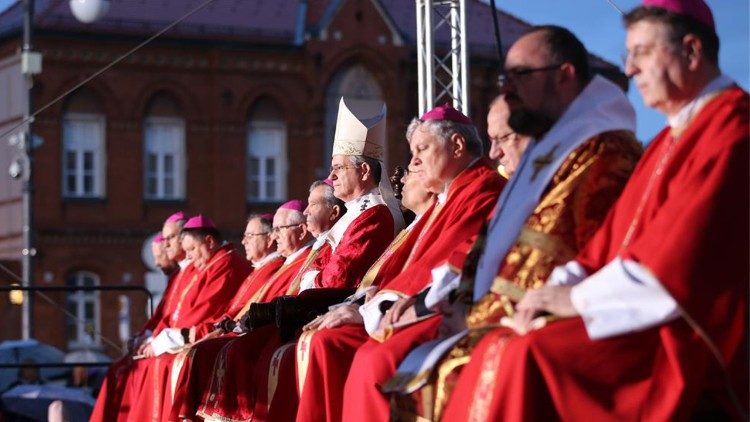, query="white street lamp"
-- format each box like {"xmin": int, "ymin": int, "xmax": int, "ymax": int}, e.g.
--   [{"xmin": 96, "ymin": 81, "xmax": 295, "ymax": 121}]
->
[{"xmin": 69, "ymin": 0, "xmax": 110, "ymax": 24}]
